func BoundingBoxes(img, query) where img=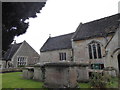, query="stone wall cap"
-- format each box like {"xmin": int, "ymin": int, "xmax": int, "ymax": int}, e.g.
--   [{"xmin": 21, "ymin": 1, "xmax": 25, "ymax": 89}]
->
[
  {"xmin": 30, "ymin": 63, "xmax": 45, "ymax": 67},
  {"xmin": 23, "ymin": 67, "xmax": 34, "ymax": 70},
  {"xmin": 44, "ymin": 61, "xmax": 89, "ymax": 67}
]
